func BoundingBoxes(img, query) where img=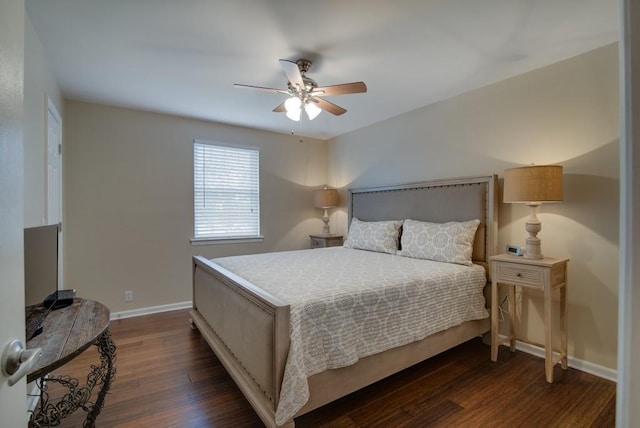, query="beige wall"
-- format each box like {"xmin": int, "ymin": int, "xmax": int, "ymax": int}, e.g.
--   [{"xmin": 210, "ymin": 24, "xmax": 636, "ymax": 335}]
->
[
  {"xmin": 327, "ymin": 44, "xmax": 619, "ymax": 370},
  {"xmin": 24, "ymin": 13, "xmax": 64, "ymax": 227},
  {"xmin": 64, "ymin": 101, "xmax": 327, "ymax": 312}
]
